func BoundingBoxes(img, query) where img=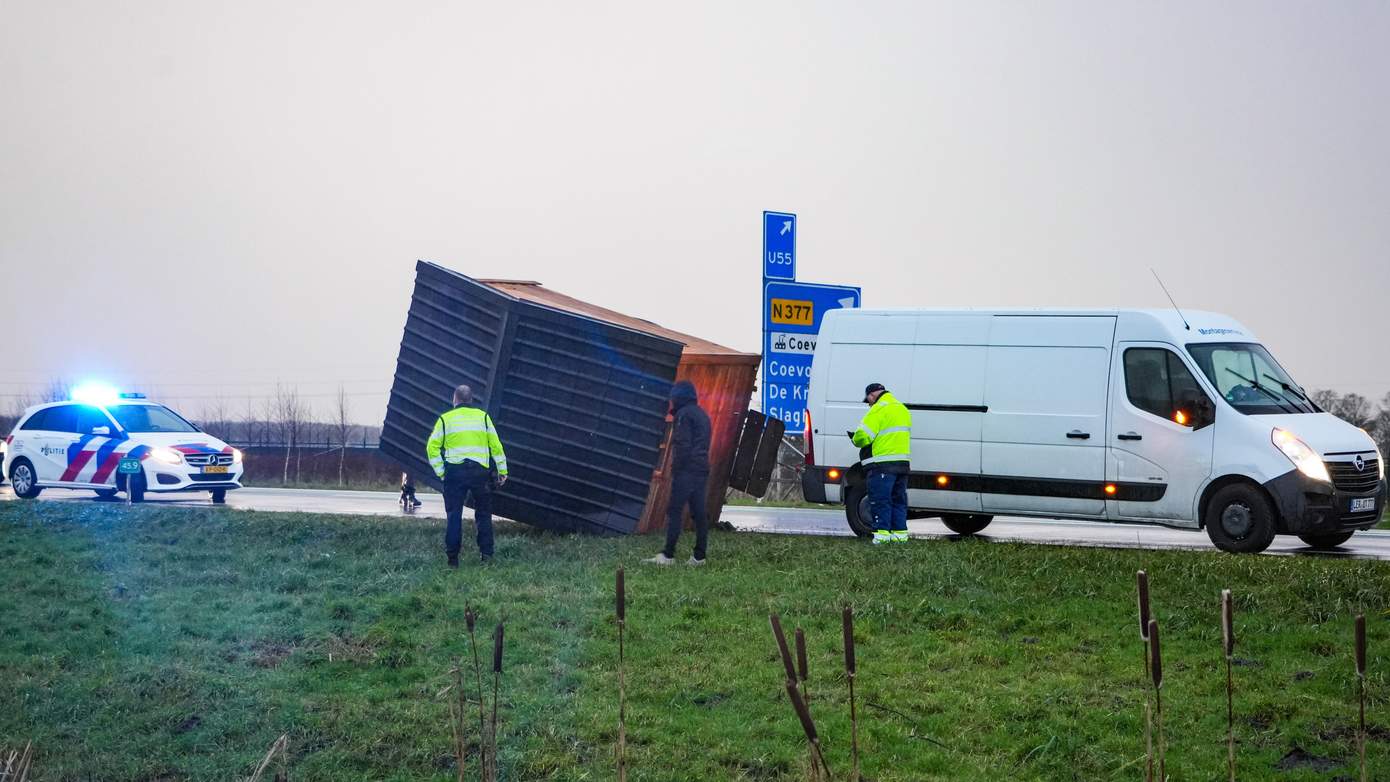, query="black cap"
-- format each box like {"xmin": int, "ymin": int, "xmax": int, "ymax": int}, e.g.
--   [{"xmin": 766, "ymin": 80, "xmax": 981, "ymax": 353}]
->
[{"xmin": 863, "ymin": 383, "xmax": 886, "ymax": 403}]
